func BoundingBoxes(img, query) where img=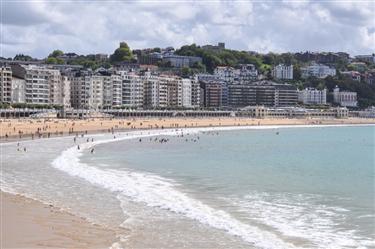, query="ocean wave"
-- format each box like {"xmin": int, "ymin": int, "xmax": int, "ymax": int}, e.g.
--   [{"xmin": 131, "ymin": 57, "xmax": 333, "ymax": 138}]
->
[
  {"xmin": 222, "ymin": 192, "xmax": 374, "ymax": 248},
  {"xmin": 51, "ymin": 129, "xmax": 296, "ymax": 249},
  {"xmin": 51, "ymin": 126, "xmax": 375, "ymax": 249}
]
